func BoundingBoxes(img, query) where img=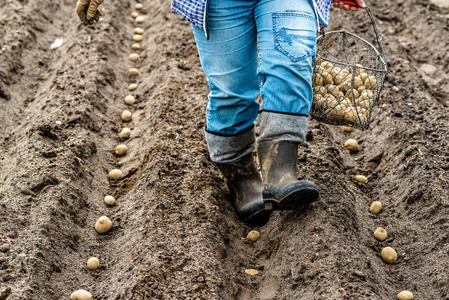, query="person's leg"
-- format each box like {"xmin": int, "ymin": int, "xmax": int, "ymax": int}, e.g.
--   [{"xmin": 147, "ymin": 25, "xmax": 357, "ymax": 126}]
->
[
  {"xmin": 192, "ymin": 0, "xmax": 269, "ymax": 223},
  {"xmin": 254, "ymin": 0, "xmax": 319, "ymax": 210}
]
